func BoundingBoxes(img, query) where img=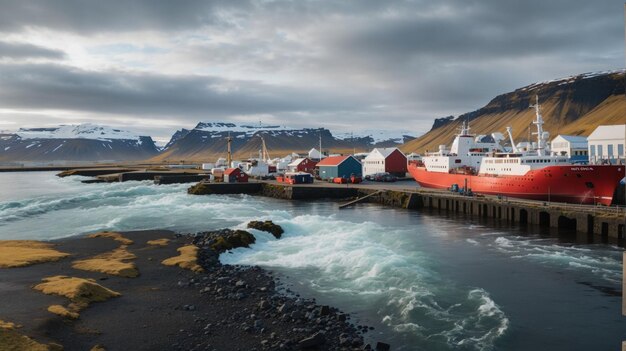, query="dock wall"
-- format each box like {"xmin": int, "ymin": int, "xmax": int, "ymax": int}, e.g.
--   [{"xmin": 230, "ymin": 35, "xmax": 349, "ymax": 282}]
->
[{"xmin": 188, "ymin": 182, "xmax": 626, "ymax": 239}]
